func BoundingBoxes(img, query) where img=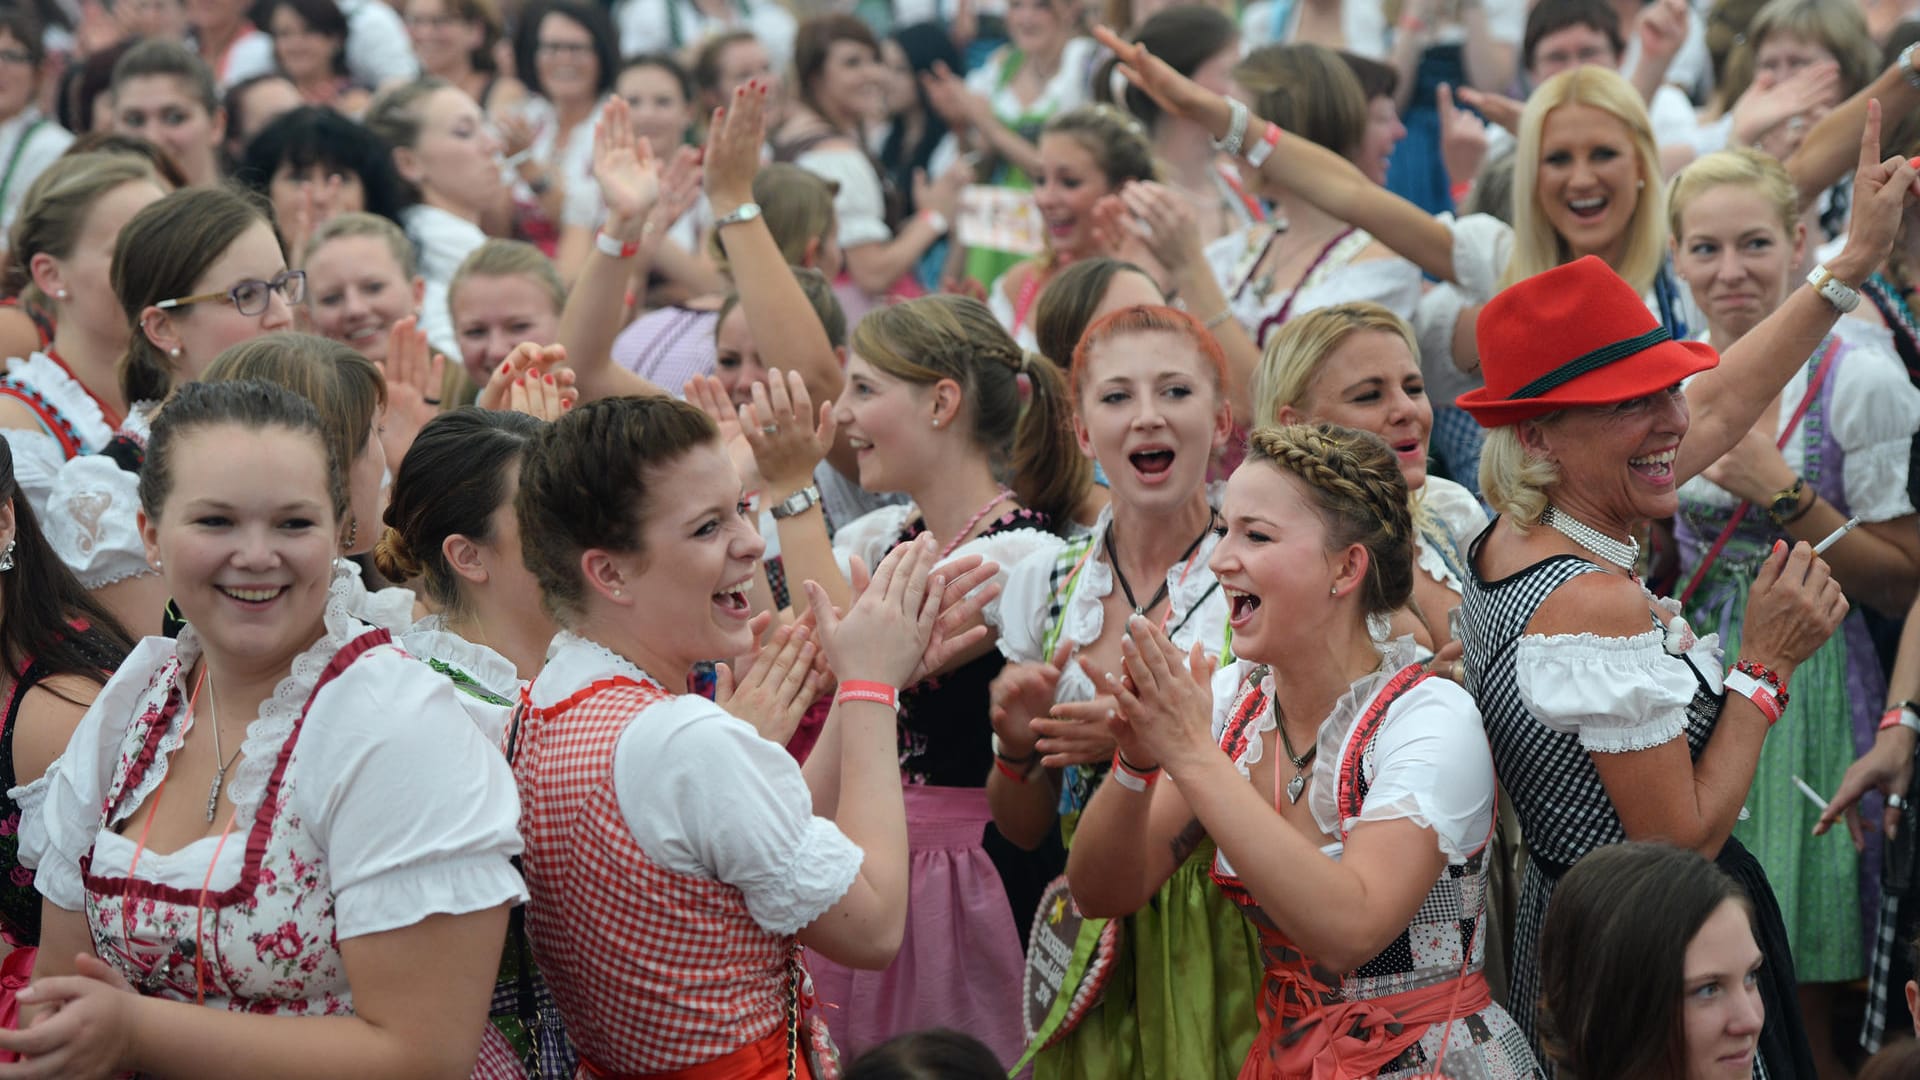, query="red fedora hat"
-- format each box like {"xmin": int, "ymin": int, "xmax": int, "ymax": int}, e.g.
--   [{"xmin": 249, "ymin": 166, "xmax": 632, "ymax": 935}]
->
[{"xmin": 1456, "ymin": 256, "xmax": 1719, "ymax": 428}]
